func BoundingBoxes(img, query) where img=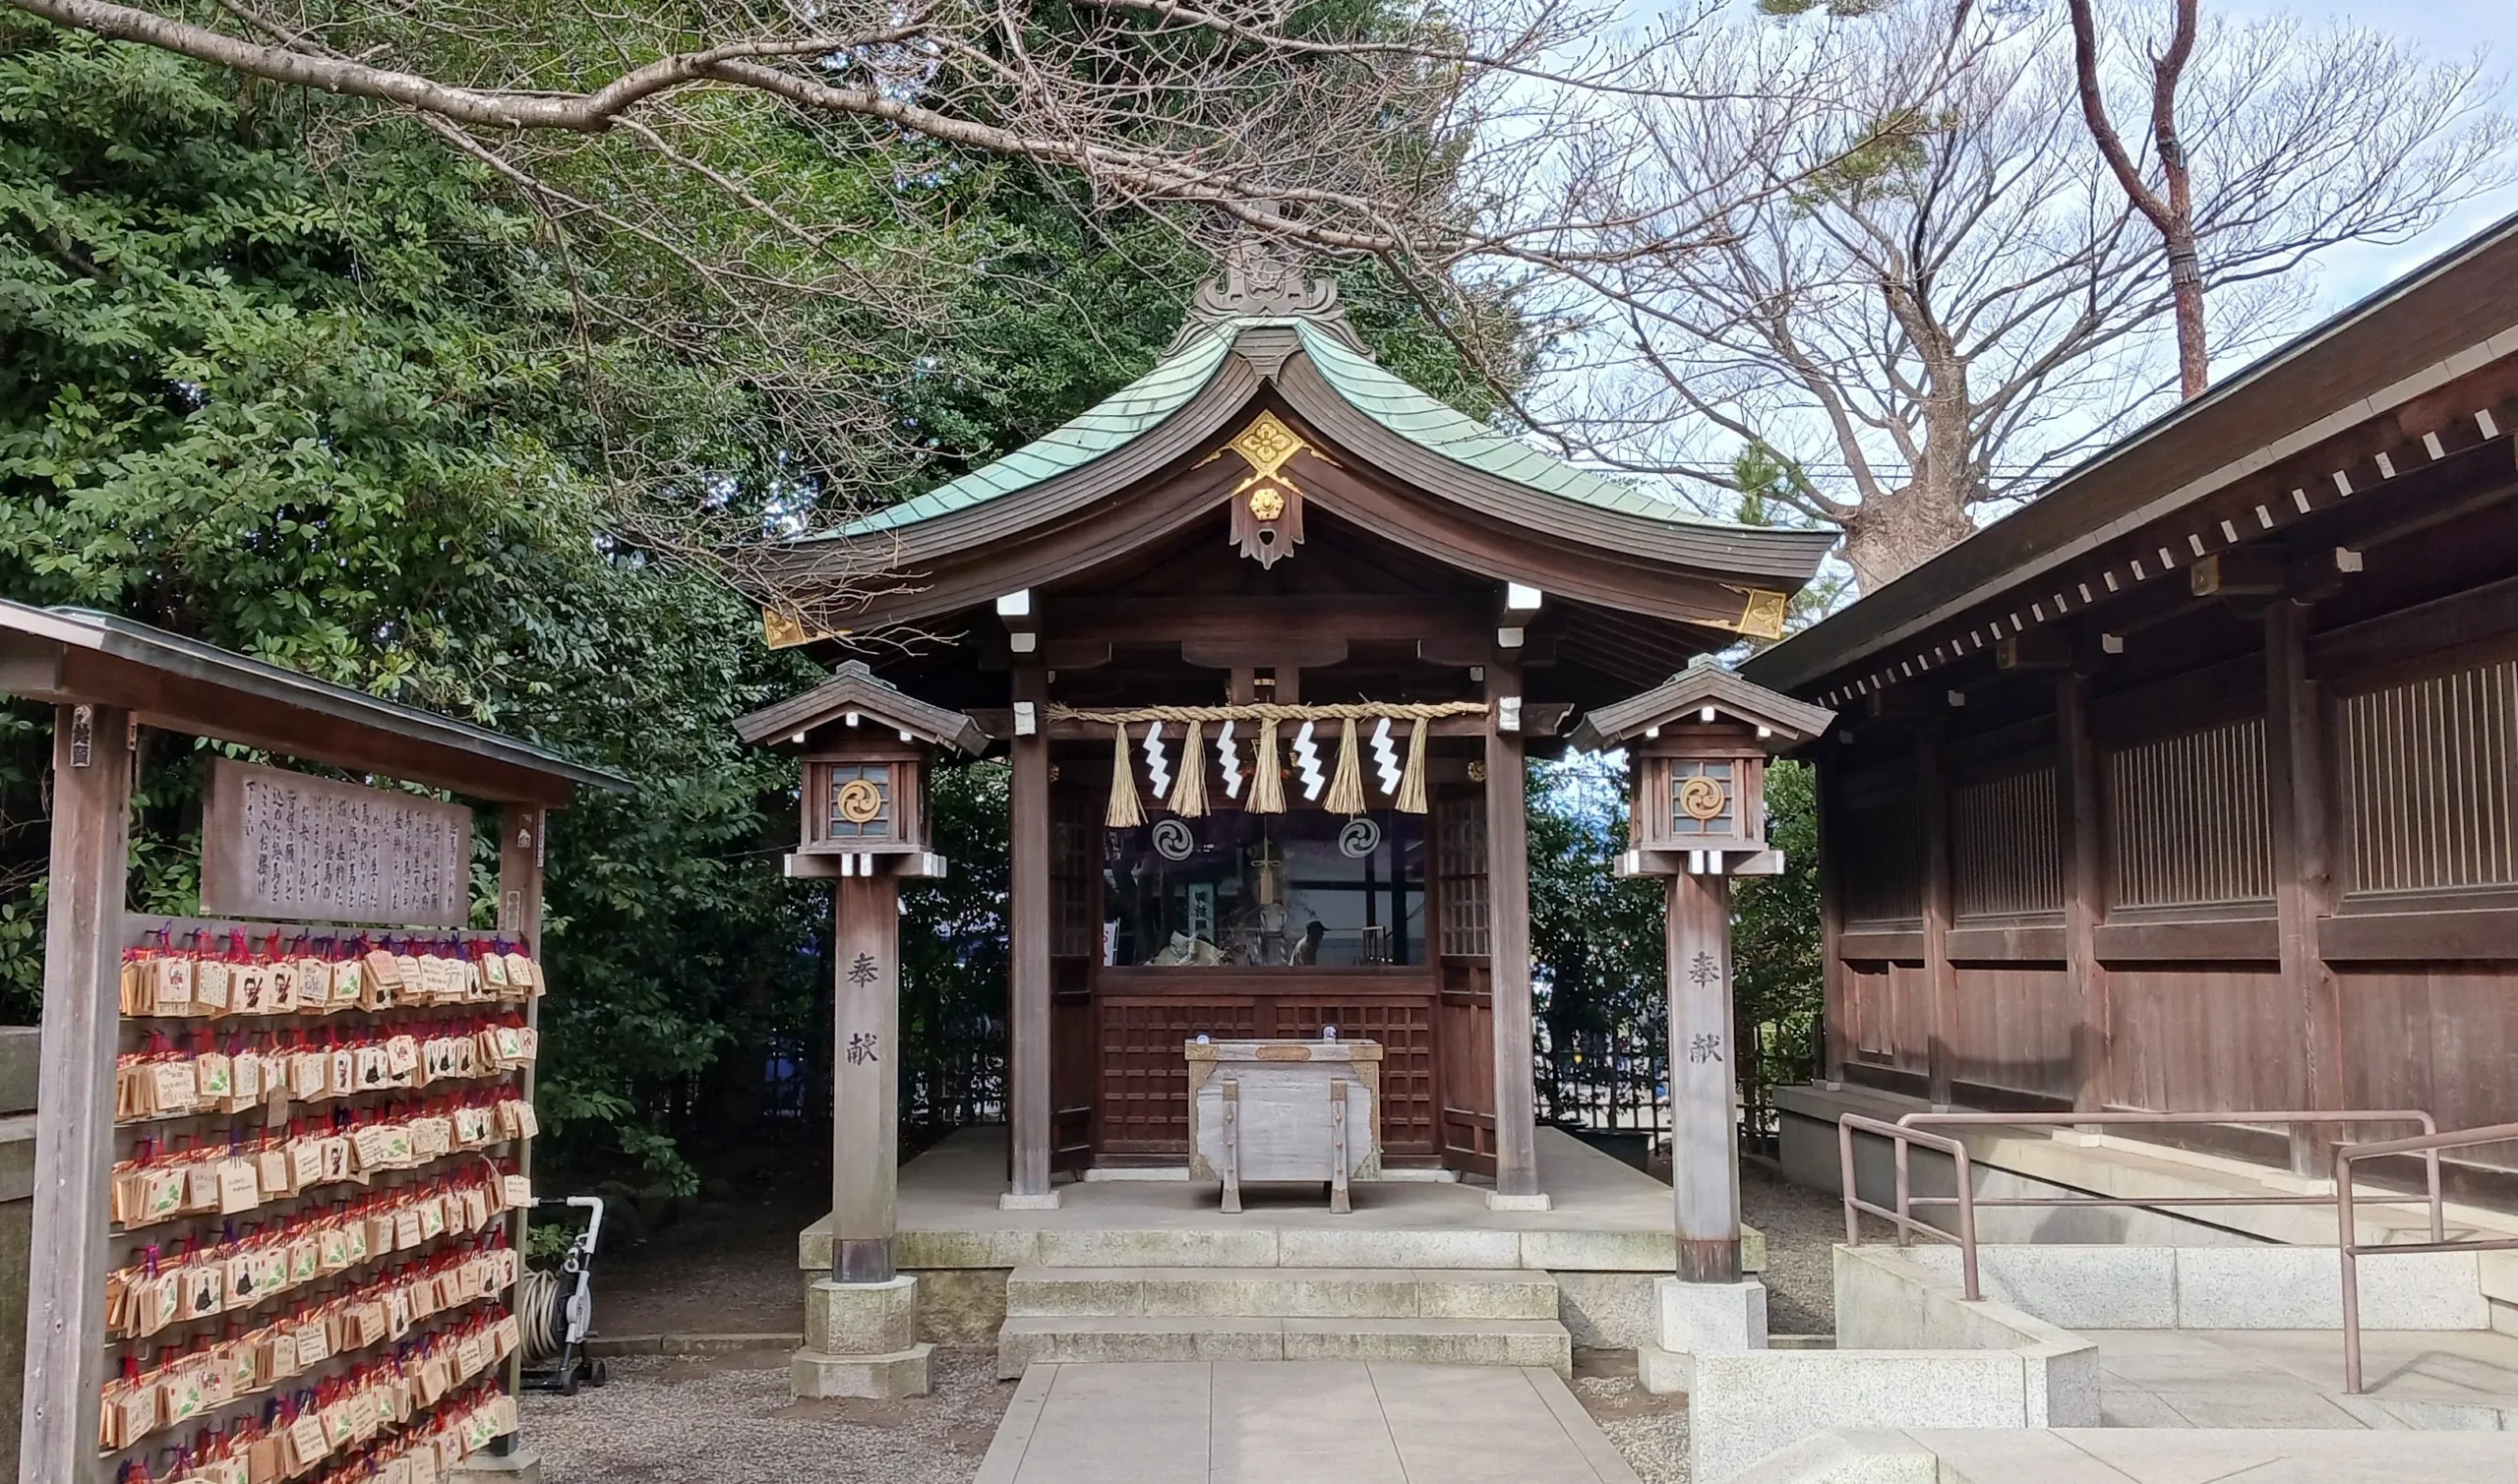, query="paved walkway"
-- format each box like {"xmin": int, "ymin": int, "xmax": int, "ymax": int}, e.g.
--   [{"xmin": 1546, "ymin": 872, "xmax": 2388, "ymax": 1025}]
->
[
  {"xmin": 1884, "ymin": 1427, "xmax": 2518, "ymax": 1482},
  {"xmin": 2092, "ymin": 1328, "xmax": 2518, "ymax": 1428},
  {"xmin": 973, "ymin": 1362, "xmax": 1645, "ymax": 1484}
]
